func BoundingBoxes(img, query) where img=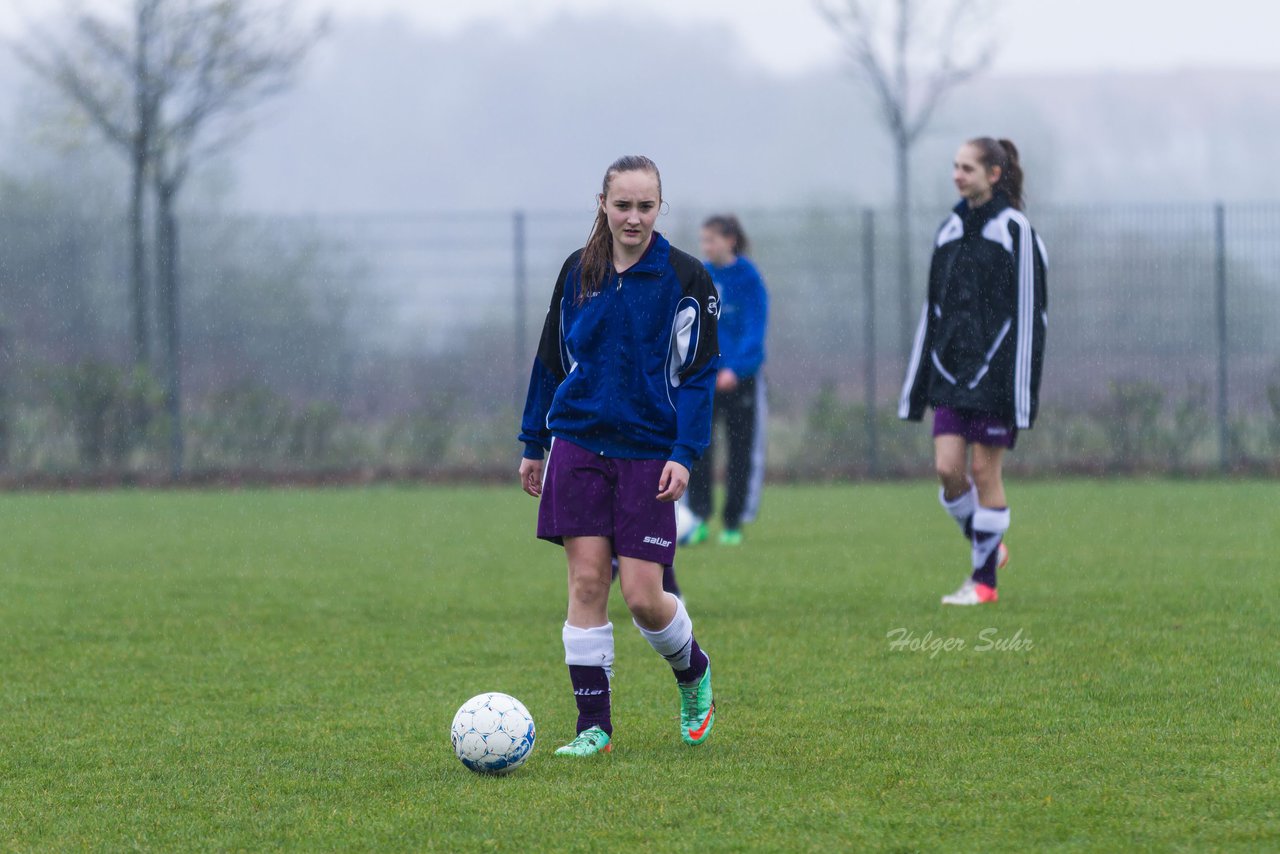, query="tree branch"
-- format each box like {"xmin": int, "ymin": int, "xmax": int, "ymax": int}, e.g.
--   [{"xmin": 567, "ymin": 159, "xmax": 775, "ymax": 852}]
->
[
  {"xmin": 817, "ymin": 0, "xmax": 999, "ymax": 147},
  {"xmin": 816, "ymin": 0, "xmax": 909, "ymax": 138},
  {"xmin": 905, "ymin": 0, "xmax": 996, "ymax": 143}
]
